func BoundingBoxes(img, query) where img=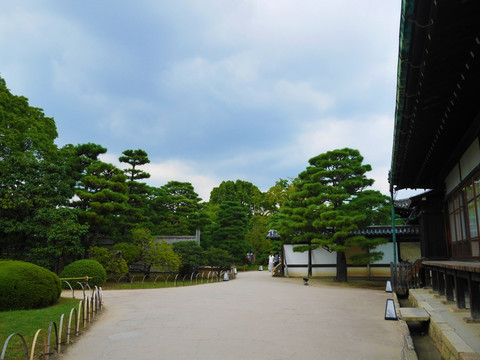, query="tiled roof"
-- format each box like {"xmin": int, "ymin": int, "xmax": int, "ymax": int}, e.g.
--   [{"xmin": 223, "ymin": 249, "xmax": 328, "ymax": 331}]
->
[{"xmin": 355, "ymin": 225, "xmax": 420, "ymax": 237}]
